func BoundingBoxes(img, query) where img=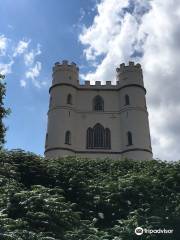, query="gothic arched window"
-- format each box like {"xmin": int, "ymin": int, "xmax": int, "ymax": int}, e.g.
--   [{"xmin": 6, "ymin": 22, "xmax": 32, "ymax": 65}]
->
[
  {"xmin": 94, "ymin": 123, "xmax": 104, "ymax": 148},
  {"xmin": 67, "ymin": 94, "xmax": 72, "ymax": 105},
  {"xmin": 86, "ymin": 124, "xmax": 111, "ymax": 149},
  {"xmin": 93, "ymin": 95, "xmax": 104, "ymax": 111},
  {"xmin": 65, "ymin": 131, "xmax": 71, "ymax": 145},
  {"xmin": 127, "ymin": 131, "xmax": 133, "ymax": 145},
  {"xmin": 125, "ymin": 94, "xmax": 130, "ymax": 105}
]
